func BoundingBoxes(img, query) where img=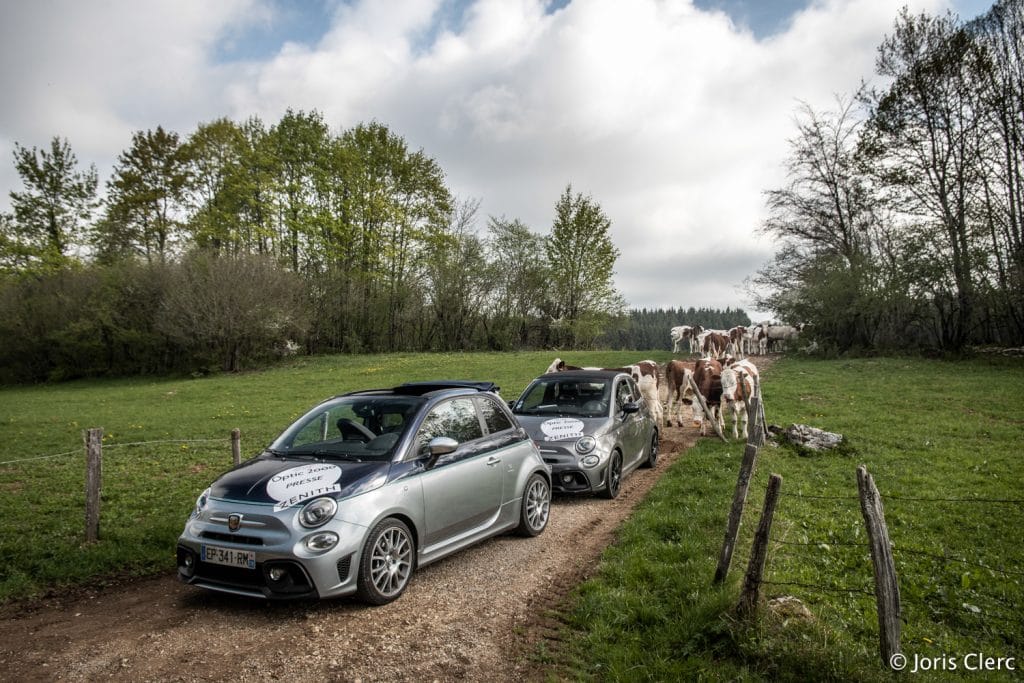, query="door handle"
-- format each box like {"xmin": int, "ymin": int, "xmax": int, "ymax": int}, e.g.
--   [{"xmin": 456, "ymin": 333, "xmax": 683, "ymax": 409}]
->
[{"xmin": 486, "ymin": 456, "xmax": 502, "ymax": 467}]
